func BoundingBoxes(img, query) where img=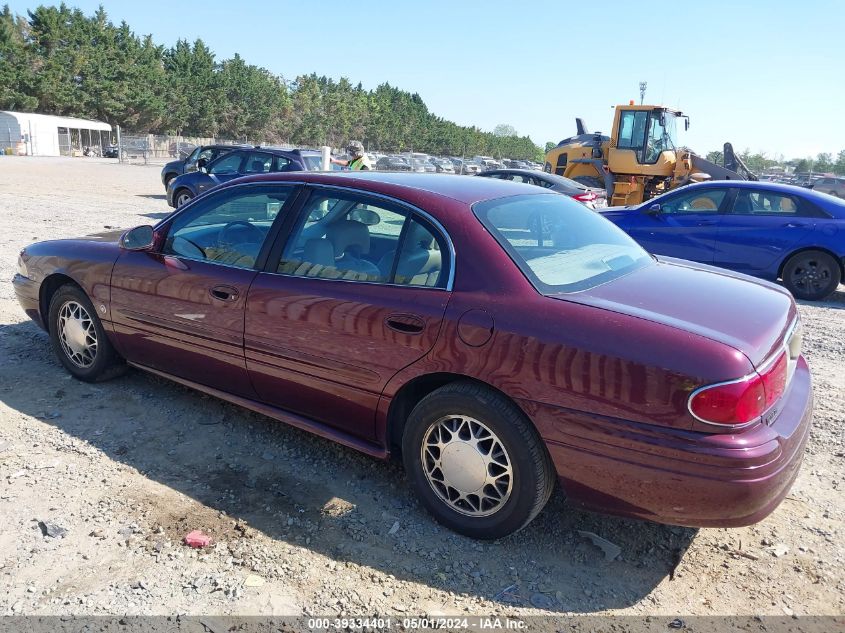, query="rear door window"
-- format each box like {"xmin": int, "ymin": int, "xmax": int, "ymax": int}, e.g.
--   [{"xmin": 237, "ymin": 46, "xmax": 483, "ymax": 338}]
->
[
  {"xmin": 242, "ymin": 152, "xmax": 274, "ymax": 174},
  {"xmin": 731, "ymin": 190, "xmax": 800, "ymax": 215}
]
